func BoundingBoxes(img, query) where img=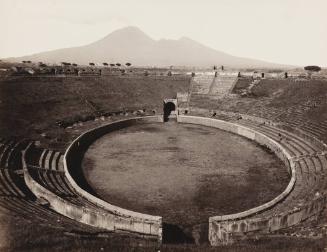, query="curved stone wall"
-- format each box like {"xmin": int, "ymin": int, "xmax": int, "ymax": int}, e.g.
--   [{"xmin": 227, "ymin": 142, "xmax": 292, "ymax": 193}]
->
[
  {"xmin": 177, "ymin": 116, "xmax": 295, "ymax": 243},
  {"xmin": 60, "ymin": 114, "xmax": 305, "ymax": 245},
  {"xmin": 66, "ymin": 114, "xmax": 295, "ymax": 243},
  {"xmin": 23, "ymin": 114, "xmax": 325, "ymax": 246},
  {"xmin": 177, "ymin": 115, "xmax": 326, "ymax": 245},
  {"xmin": 177, "ymin": 115, "xmax": 295, "ymax": 211},
  {"xmin": 23, "ymin": 144, "xmax": 120, "ymax": 231},
  {"xmin": 64, "ymin": 116, "xmax": 163, "ymax": 240}
]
